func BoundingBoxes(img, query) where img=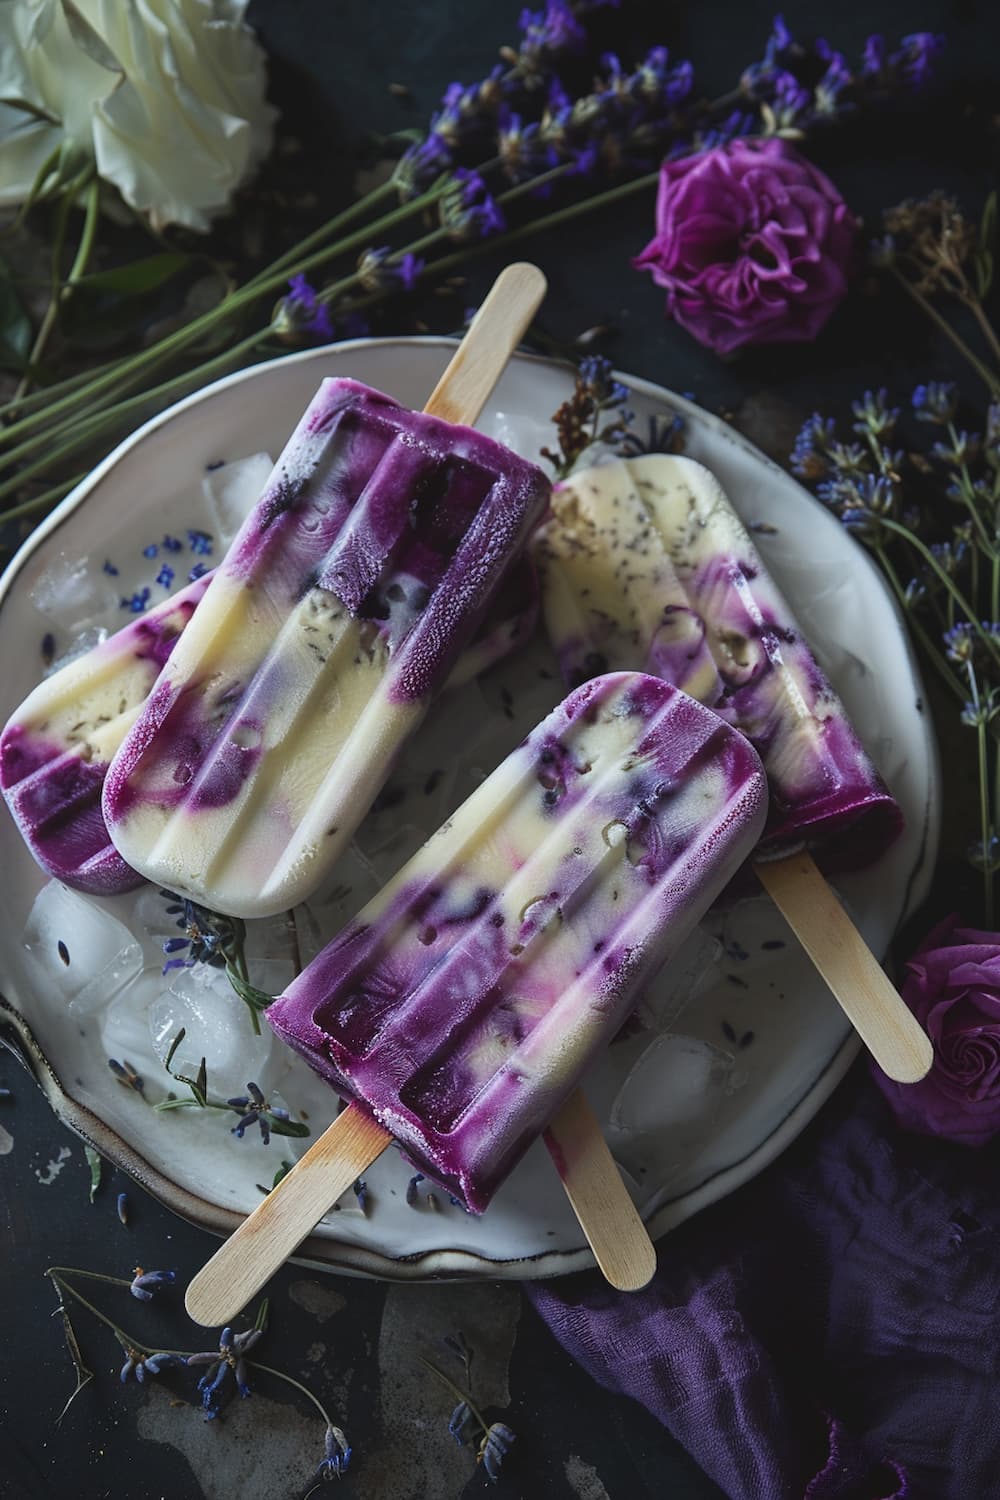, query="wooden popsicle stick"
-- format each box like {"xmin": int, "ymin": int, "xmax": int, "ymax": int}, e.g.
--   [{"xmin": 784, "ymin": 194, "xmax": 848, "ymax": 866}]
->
[
  {"xmin": 187, "ymin": 261, "xmax": 655, "ymax": 1320},
  {"xmin": 755, "ymin": 850, "xmax": 933, "ymax": 1084},
  {"xmin": 186, "ymin": 1104, "xmax": 391, "ymax": 1326},
  {"xmin": 545, "ymin": 1090, "xmax": 657, "ymax": 1291},
  {"xmin": 422, "ymin": 262, "xmax": 547, "ymax": 424}
]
